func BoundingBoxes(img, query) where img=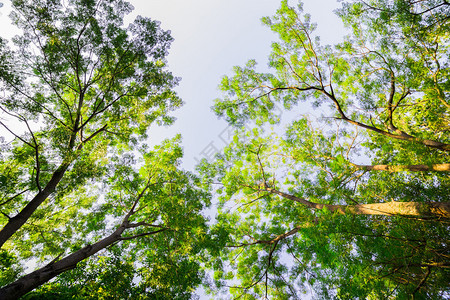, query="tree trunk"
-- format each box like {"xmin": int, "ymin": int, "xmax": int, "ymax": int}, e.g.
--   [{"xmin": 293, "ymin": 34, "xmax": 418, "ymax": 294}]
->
[
  {"xmin": 0, "ymin": 163, "xmax": 70, "ymax": 249},
  {"xmin": 0, "ymin": 224, "xmax": 126, "ymax": 300},
  {"xmin": 355, "ymin": 163, "xmax": 450, "ymax": 172},
  {"xmin": 343, "ymin": 117, "xmax": 450, "ymax": 152},
  {"xmin": 325, "ymin": 201, "xmax": 450, "ymax": 218},
  {"xmin": 265, "ymin": 188, "xmax": 450, "ymax": 219}
]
